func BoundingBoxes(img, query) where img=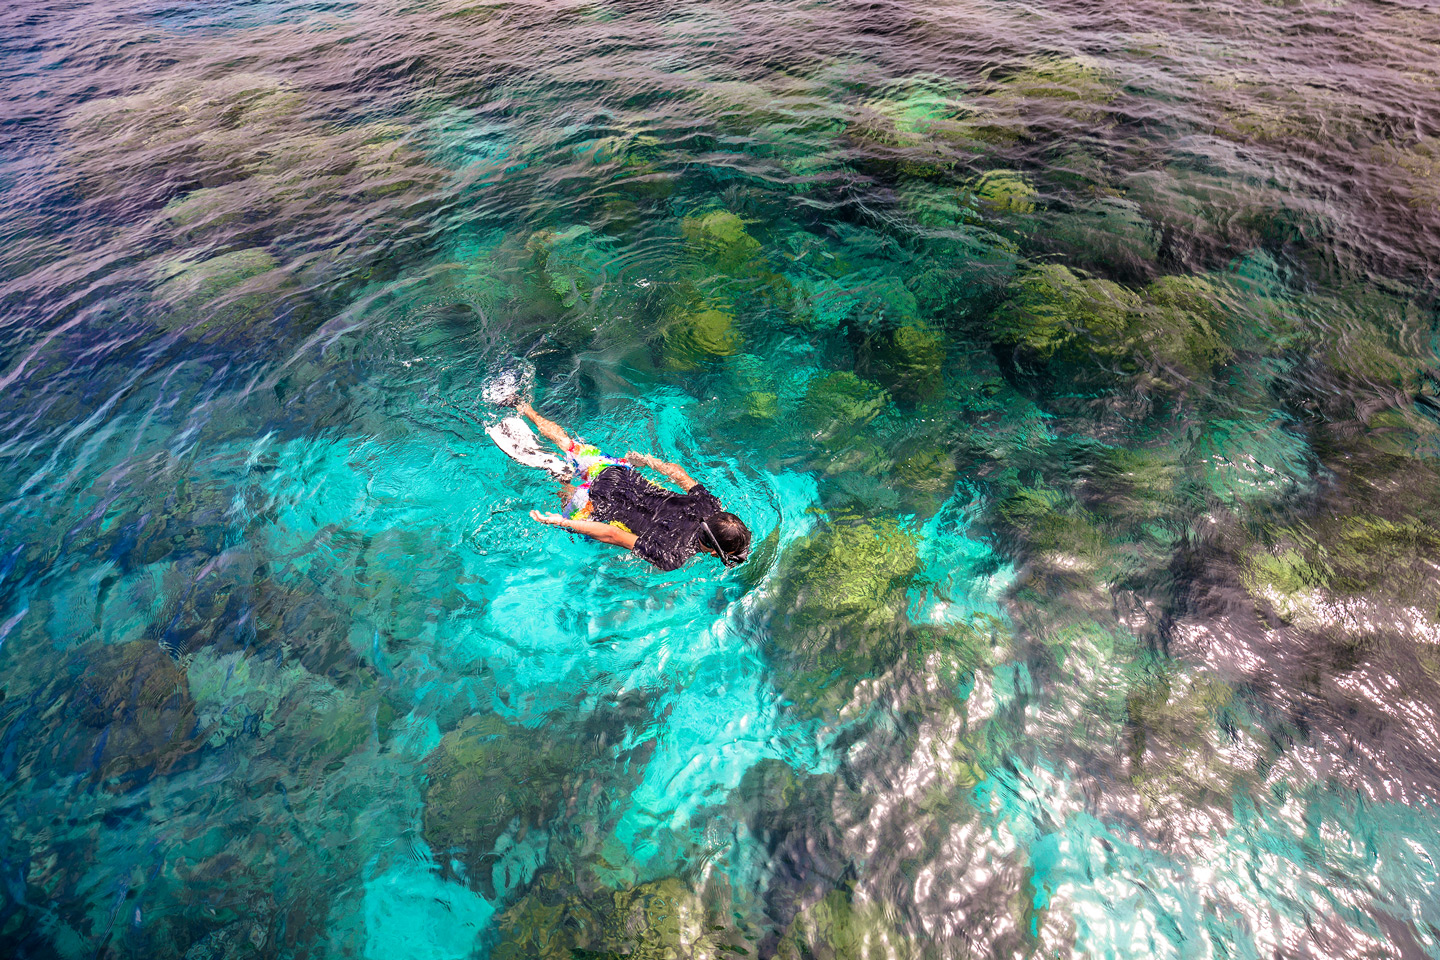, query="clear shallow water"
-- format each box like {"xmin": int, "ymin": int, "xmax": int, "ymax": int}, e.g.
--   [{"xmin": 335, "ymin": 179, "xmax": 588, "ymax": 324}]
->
[{"xmin": 2, "ymin": 0, "xmax": 1440, "ymax": 957}]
